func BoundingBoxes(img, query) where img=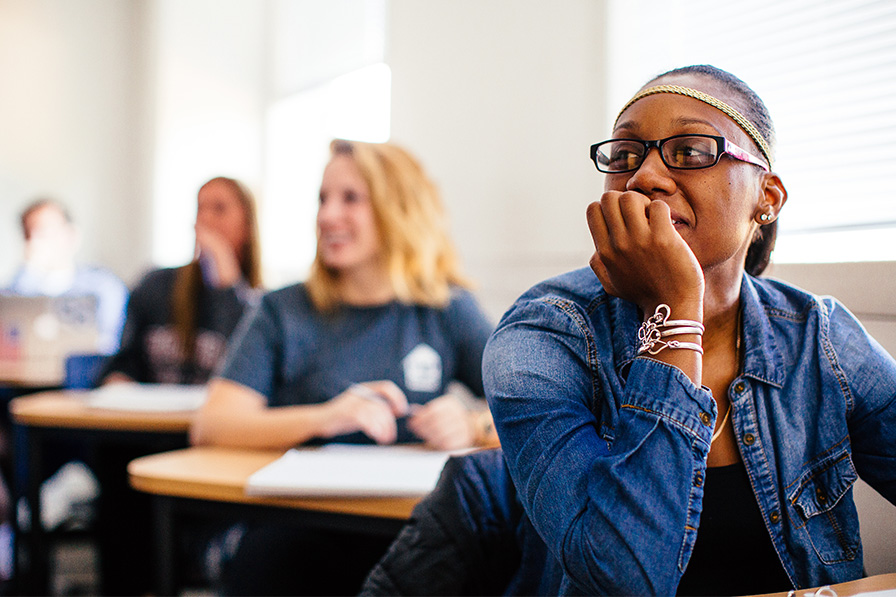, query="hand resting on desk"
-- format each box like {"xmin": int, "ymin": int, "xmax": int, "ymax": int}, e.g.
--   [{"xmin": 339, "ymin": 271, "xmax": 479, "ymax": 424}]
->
[
  {"xmin": 408, "ymin": 394, "xmax": 480, "ymax": 450},
  {"xmin": 323, "ymin": 381, "xmax": 409, "ymax": 444},
  {"xmin": 191, "ymin": 378, "xmax": 495, "ymax": 450}
]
